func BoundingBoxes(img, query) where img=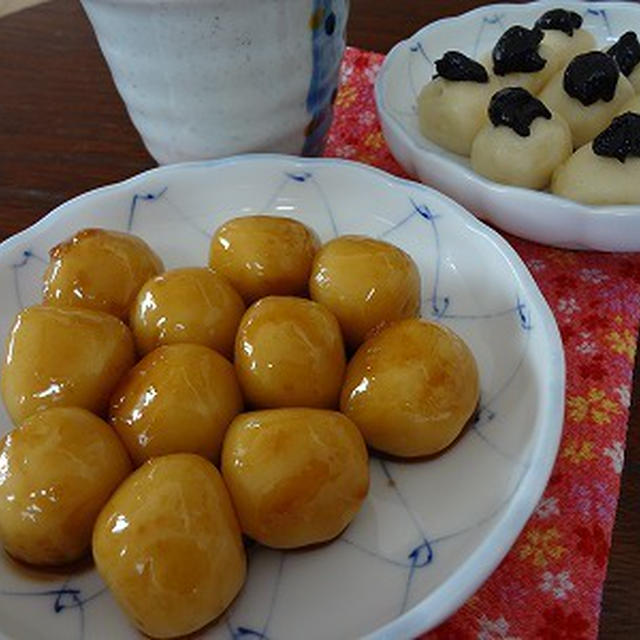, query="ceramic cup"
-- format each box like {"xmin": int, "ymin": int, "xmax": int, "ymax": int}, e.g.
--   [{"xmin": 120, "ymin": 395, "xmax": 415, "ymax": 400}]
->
[{"xmin": 80, "ymin": 0, "xmax": 349, "ymax": 164}]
